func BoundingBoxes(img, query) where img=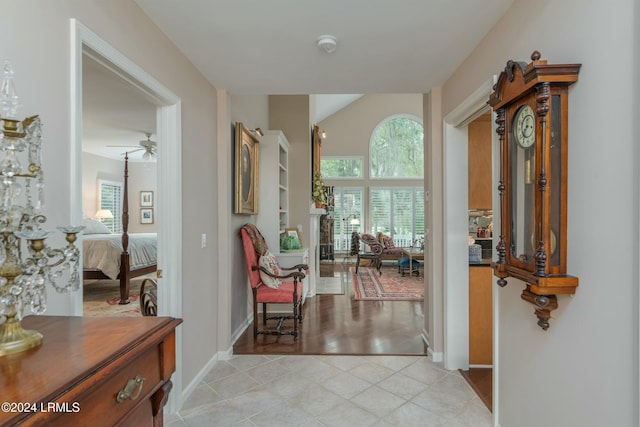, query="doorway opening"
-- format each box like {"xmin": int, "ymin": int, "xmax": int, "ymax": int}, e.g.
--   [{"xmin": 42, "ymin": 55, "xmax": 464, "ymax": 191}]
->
[
  {"xmin": 81, "ymin": 53, "xmax": 159, "ymax": 316},
  {"xmin": 70, "ymin": 18, "xmax": 183, "ymax": 412},
  {"xmin": 441, "ymin": 76, "xmax": 498, "ymax": 417}
]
